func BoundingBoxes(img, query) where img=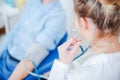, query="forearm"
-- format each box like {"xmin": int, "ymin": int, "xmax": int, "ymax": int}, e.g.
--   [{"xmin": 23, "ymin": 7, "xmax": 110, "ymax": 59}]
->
[{"xmin": 9, "ymin": 60, "xmax": 34, "ymax": 80}]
